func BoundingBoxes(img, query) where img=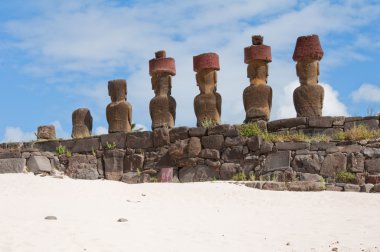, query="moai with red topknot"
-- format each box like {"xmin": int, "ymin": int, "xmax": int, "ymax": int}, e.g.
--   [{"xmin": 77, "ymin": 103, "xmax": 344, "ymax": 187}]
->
[
  {"xmin": 106, "ymin": 79, "xmax": 132, "ymax": 133},
  {"xmin": 72, "ymin": 108, "xmax": 93, "ymax": 138},
  {"xmin": 243, "ymin": 35, "xmax": 273, "ymax": 123},
  {"xmin": 293, "ymin": 34, "xmax": 324, "ymax": 117},
  {"xmin": 149, "ymin": 50, "xmax": 177, "ymax": 130},
  {"xmin": 193, "ymin": 53, "xmax": 222, "ymax": 127}
]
